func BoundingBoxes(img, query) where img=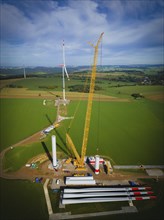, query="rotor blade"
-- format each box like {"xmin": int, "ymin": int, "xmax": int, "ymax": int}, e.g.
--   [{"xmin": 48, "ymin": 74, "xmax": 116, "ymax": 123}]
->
[{"xmin": 64, "ymin": 66, "xmax": 70, "ymax": 80}]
